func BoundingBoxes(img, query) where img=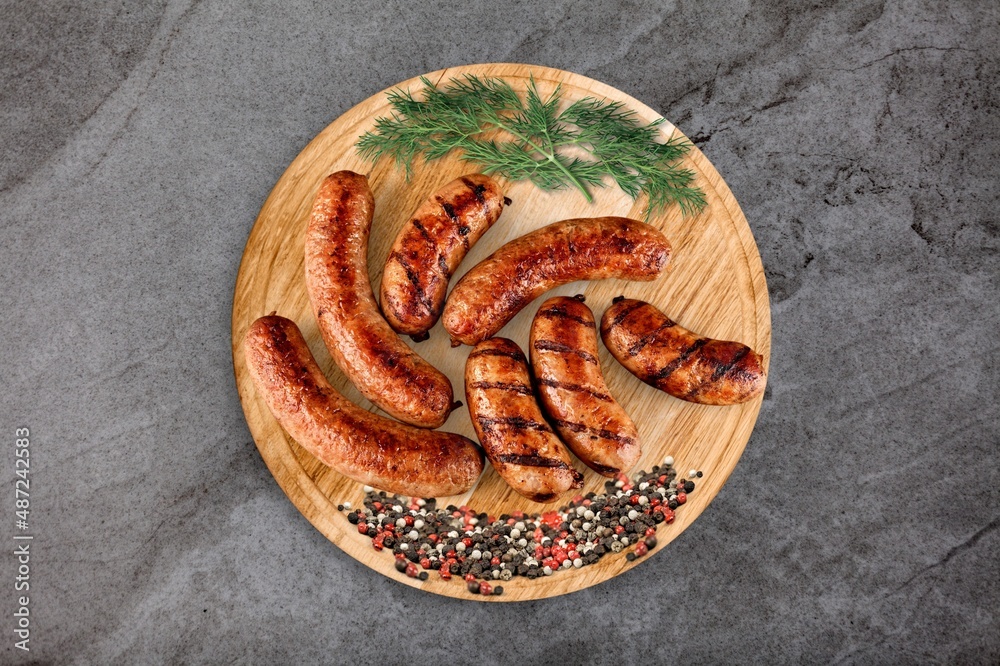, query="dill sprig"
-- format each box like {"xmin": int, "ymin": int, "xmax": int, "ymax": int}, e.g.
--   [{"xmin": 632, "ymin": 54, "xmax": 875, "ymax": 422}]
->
[{"xmin": 356, "ymin": 75, "xmax": 706, "ymax": 218}]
